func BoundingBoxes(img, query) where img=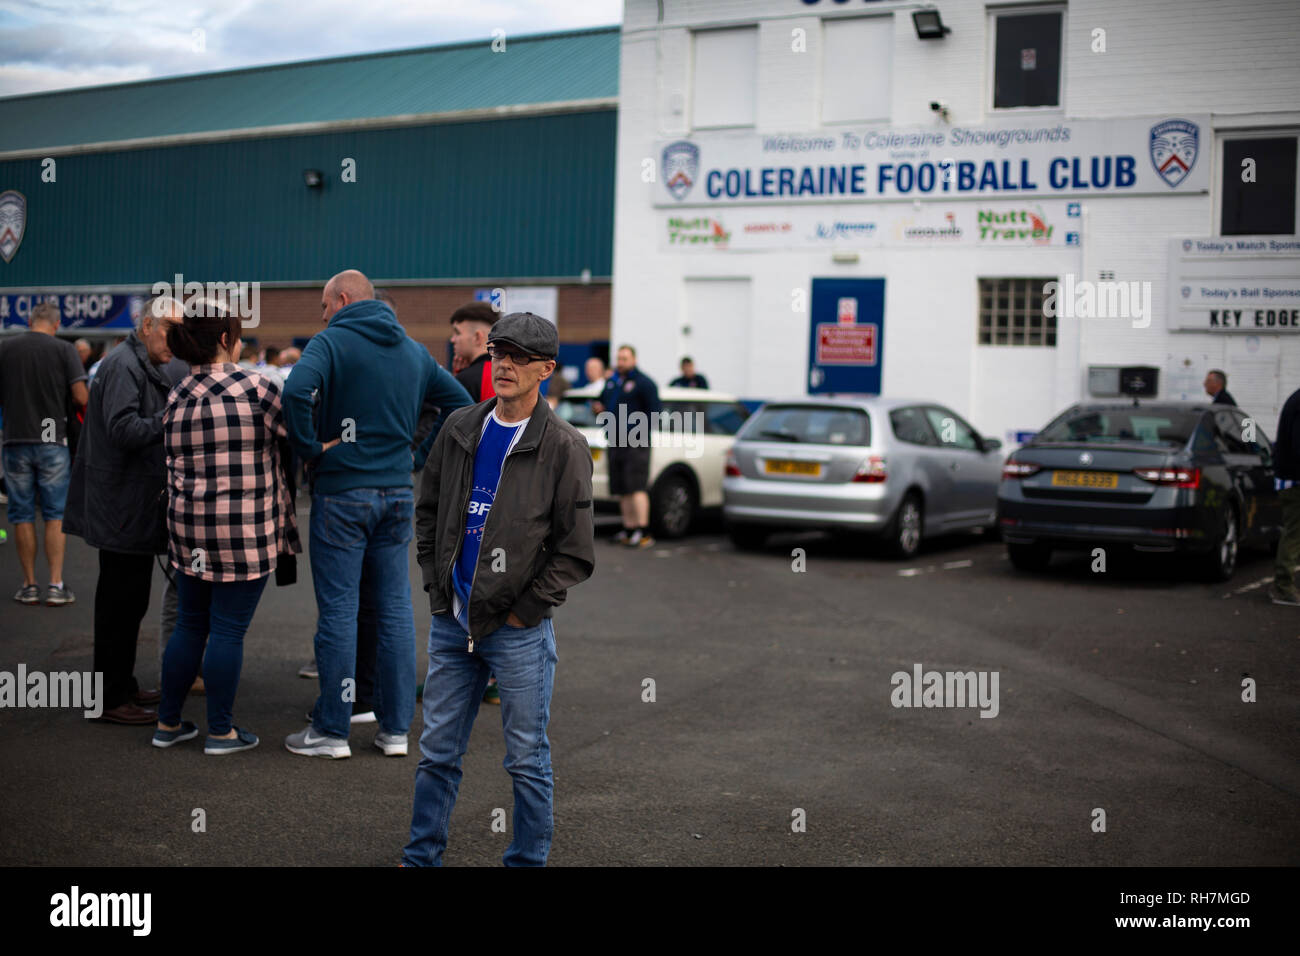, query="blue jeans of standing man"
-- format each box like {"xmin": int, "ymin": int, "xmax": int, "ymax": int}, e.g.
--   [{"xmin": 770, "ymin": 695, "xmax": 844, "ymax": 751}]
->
[
  {"xmin": 309, "ymin": 487, "xmax": 416, "ymax": 740},
  {"xmin": 403, "ymin": 612, "xmax": 558, "ymax": 867},
  {"xmin": 159, "ymin": 571, "xmax": 269, "ymax": 736}
]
